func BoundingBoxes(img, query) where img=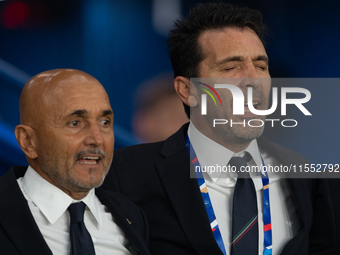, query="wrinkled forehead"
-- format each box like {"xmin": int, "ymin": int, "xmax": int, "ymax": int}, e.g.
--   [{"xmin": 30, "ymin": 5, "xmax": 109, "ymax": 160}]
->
[
  {"xmin": 37, "ymin": 74, "xmax": 111, "ymax": 115},
  {"xmin": 20, "ymin": 69, "xmax": 112, "ymax": 126},
  {"xmin": 46, "ymin": 79, "xmax": 110, "ymax": 107},
  {"xmin": 48, "ymin": 75, "xmax": 102, "ymax": 96}
]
